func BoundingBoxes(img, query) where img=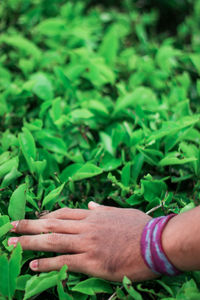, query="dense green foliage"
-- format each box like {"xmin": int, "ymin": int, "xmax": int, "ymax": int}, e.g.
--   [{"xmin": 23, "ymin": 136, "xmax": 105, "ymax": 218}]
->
[{"xmin": 1, "ymin": 0, "xmax": 200, "ymax": 299}]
